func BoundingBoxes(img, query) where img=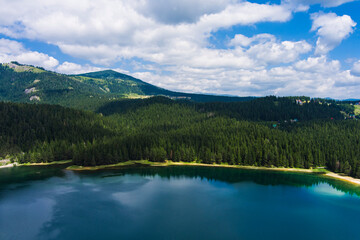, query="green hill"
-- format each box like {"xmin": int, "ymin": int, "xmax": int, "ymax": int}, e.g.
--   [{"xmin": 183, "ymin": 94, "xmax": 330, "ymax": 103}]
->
[
  {"xmin": 0, "ymin": 62, "xmax": 253, "ymax": 110},
  {"xmin": 74, "ymin": 70, "xmax": 255, "ymax": 102},
  {"xmin": 2, "ymin": 100, "xmax": 360, "ymax": 178},
  {"xmin": 0, "ymin": 62, "xmax": 109, "ymax": 110}
]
